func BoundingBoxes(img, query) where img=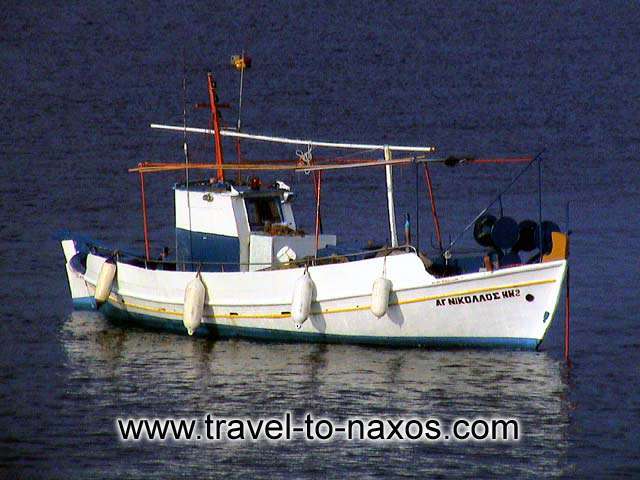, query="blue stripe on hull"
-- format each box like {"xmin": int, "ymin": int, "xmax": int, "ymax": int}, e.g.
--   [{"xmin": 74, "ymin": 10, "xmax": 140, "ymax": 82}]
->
[{"xmin": 90, "ymin": 301, "xmax": 540, "ymax": 350}]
